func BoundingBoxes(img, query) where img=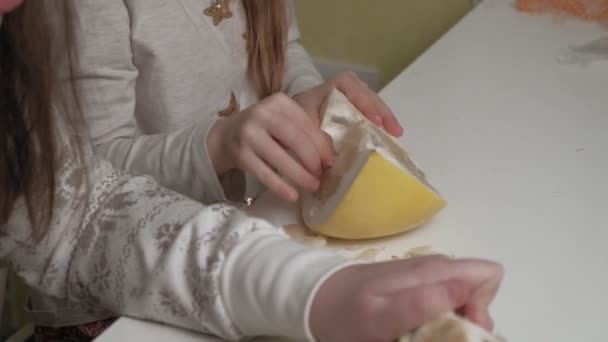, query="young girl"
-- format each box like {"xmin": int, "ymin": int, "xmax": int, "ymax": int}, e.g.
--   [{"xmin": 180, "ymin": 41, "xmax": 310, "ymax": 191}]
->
[
  {"xmin": 68, "ymin": 0, "xmax": 404, "ymax": 205},
  {"xmin": 0, "ymin": 1, "xmax": 503, "ymax": 341}
]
